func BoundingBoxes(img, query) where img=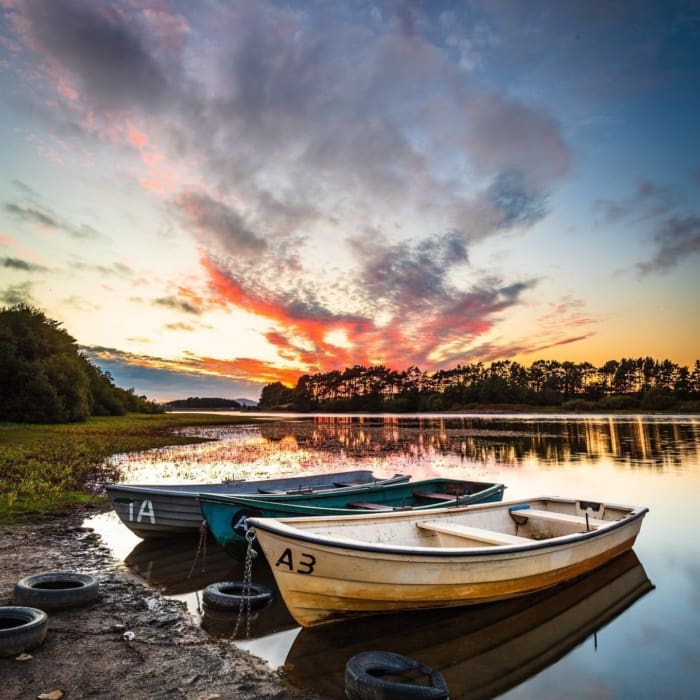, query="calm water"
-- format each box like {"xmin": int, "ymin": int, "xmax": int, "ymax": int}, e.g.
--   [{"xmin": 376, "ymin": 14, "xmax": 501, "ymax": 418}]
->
[{"xmin": 86, "ymin": 414, "xmax": 700, "ymax": 699}]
